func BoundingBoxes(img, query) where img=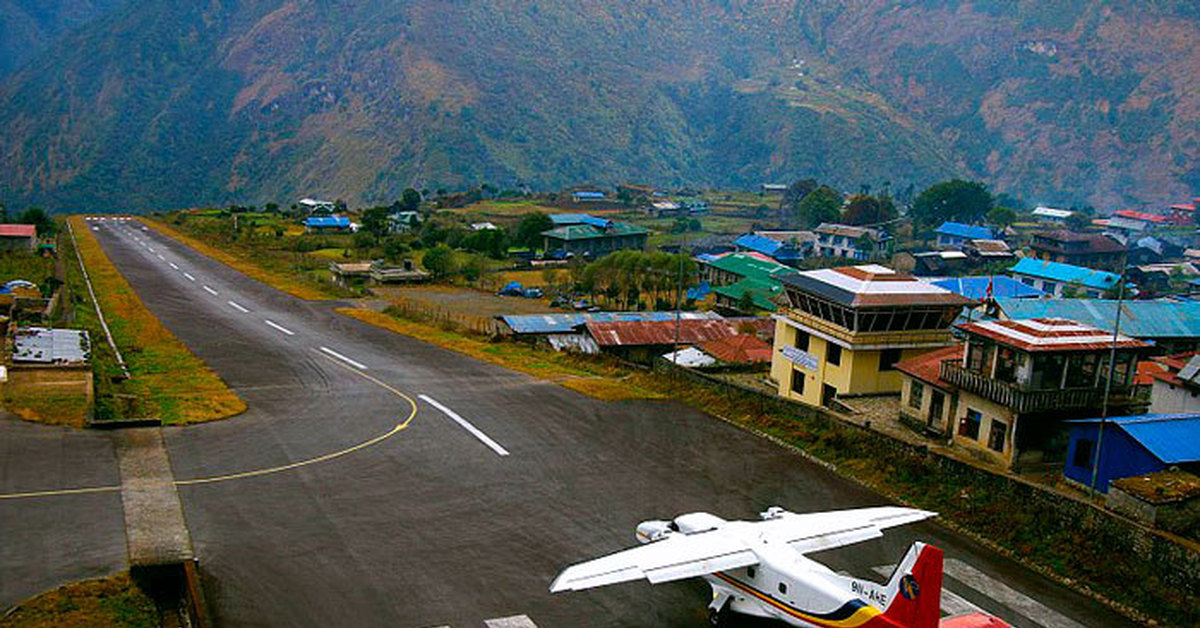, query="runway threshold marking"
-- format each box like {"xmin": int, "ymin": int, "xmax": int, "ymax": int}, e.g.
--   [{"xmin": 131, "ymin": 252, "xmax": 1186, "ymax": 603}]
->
[
  {"xmin": 418, "ymin": 394, "xmax": 510, "ymax": 457},
  {"xmin": 872, "ymin": 565, "xmax": 981, "ymax": 617},
  {"xmin": 263, "ymin": 319, "xmax": 295, "ymax": 336},
  {"xmin": 202, "ymin": 285, "xmax": 219, "ymax": 296},
  {"xmin": 228, "ymin": 300, "xmax": 249, "ymax": 313},
  {"xmin": 484, "ymin": 616, "xmax": 539, "ymax": 628},
  {"xmin": 176, "ymin": 353, "xmax": 418, "ymax": 487},
  {"xmin": 943, "ymin": 559, "xmax": 1086, "ymax": 628},
  {"xmin": 319, "ymin": 346, "xmax": 367, "ymax": 370}
]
